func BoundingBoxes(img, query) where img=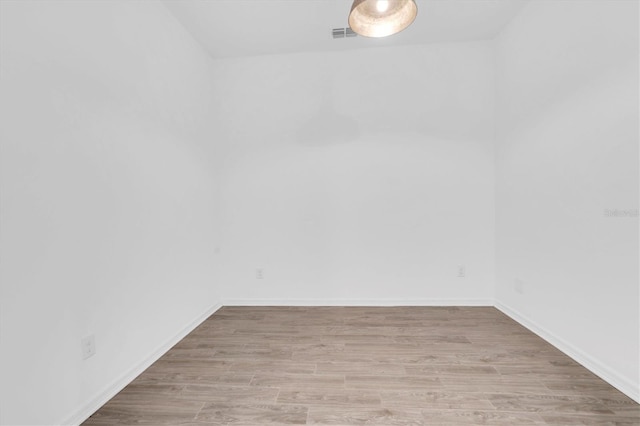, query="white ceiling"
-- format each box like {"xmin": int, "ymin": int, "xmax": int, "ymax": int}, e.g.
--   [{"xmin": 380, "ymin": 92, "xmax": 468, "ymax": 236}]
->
[{"xmin": 162, "ymin": 0, "xmax": 529, "ymax": 59}]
